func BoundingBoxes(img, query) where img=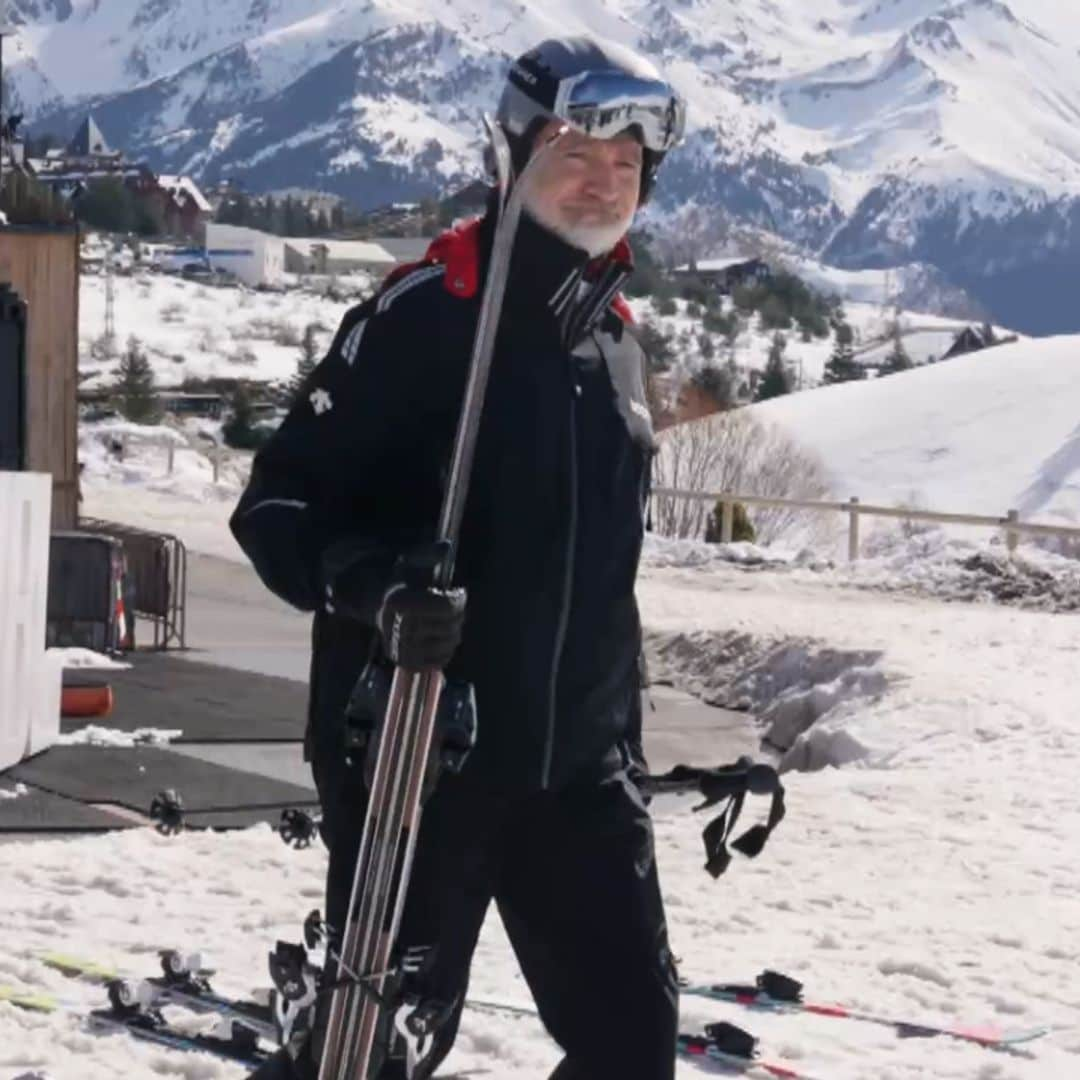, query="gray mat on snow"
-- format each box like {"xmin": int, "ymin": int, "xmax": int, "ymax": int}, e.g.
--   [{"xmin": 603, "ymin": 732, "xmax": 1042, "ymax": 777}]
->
[
  {"xmin": 60, "ymin": 652, "xmax": 309, "ymax": 743},
  {"xmin": 0, "ymin": 787, "xmax": 137, "ymax": 833},
  {"xmin": 6, "ymin": 746, "xmax": 319, "ymax": 819}
]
